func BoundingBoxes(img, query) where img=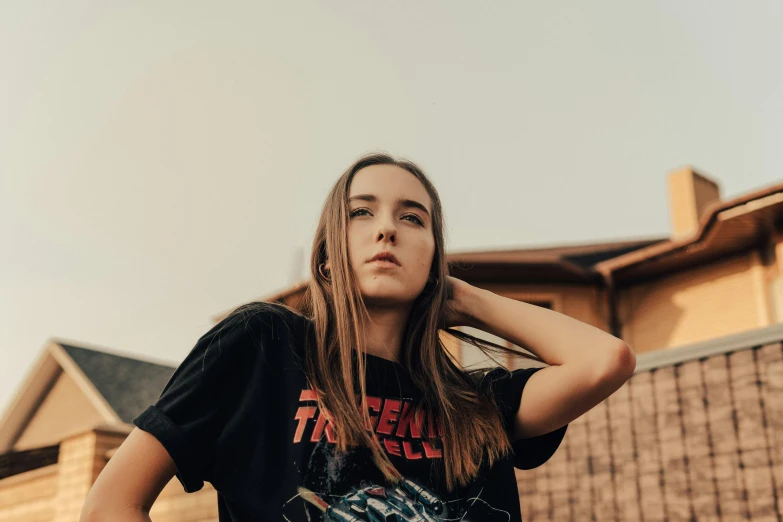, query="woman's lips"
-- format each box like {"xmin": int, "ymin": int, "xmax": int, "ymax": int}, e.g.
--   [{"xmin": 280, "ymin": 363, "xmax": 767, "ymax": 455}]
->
[
  {"xmin": 369, "ymin": 259, "xmax": 400, "ymax": 268},
  {"xmin": 368, "ymin": 252, "xmax": 400, "ymax": 265}
]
